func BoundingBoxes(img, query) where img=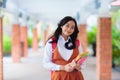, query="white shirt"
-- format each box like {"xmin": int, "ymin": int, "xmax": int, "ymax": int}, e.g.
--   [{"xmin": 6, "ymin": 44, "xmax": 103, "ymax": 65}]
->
[{"xmin": 43, "ymin": 35, "xmax": 86, "ymax": 71}]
